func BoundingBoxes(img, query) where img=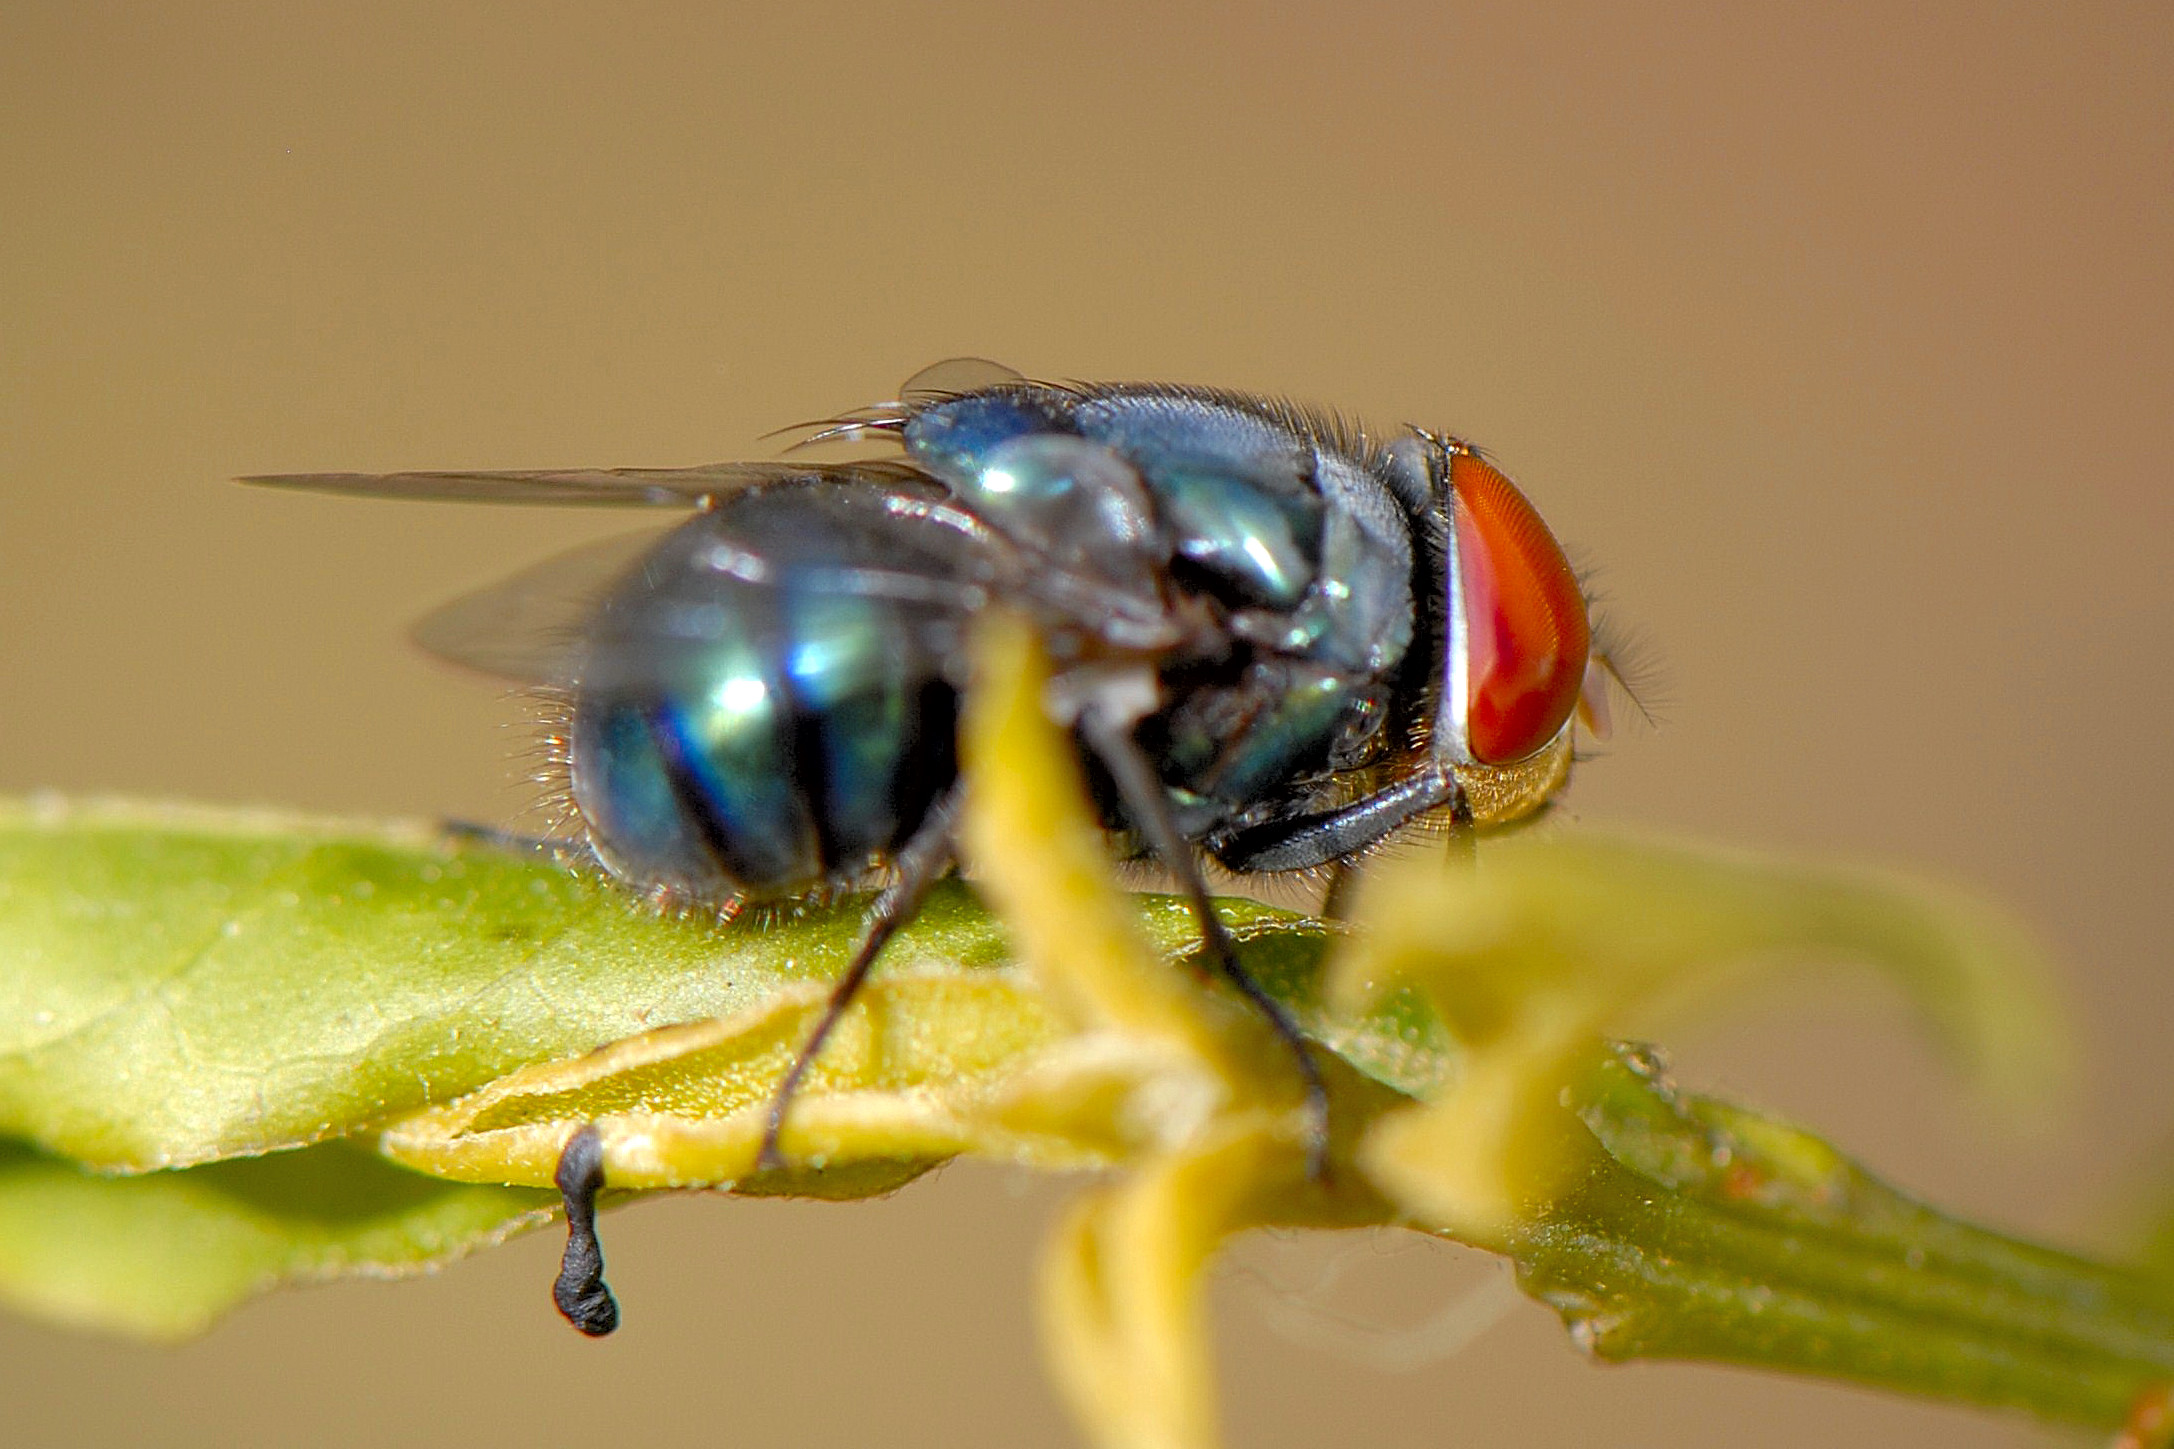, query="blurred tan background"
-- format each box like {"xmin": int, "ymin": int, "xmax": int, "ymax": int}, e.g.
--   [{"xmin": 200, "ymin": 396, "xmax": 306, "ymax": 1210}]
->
[{"xmin": 2, "ymin": 2, "xmax": 2169, "ymax": 1444}]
